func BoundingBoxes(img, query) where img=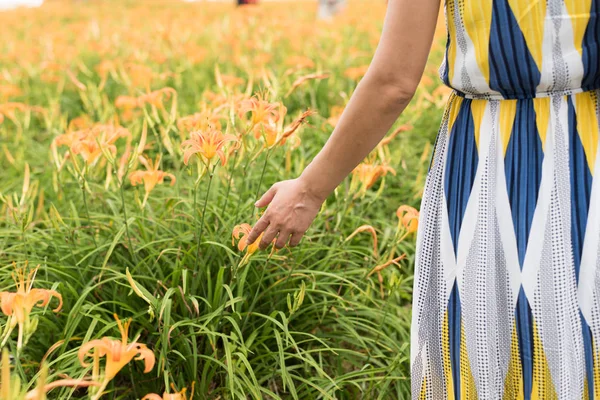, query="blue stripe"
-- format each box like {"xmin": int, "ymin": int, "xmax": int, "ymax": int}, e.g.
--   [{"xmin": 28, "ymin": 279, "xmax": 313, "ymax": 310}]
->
[
  {"xmin": 447, "ymin": 282, "xmax": 462, "ymax": 399},
  {"xmin": 504, "ymin": 99, "xmax": 543, "ymax": 400},
  {"xmin": 582, "ymin": 0, "xmax": 600, "ymax": 90},
  {"xmin": 568, "ymin": 97, "xmax": 593, "ymax": 281},
  {"xmin": 443, "ymin": 99, "xmax": 477, "ymax": 399},
  {"xmin": 444, "ymin": 99, "xmax": 478, "ymax": 255},
  {"xmin": 488, "ymin": 0, "xmax": 541, "ymax": 98},
  {"xmin": 516, "ymin": 290, "xmax": 534, "ymax": 400},
  {"xmin": 442, "ymin": 24, "xmax": 451, "ymax": 87},
  {"xmin": 504, "ymin": 99, "xmax": 544, "ymax": 266}
]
